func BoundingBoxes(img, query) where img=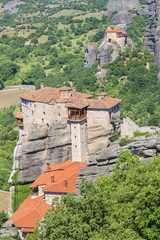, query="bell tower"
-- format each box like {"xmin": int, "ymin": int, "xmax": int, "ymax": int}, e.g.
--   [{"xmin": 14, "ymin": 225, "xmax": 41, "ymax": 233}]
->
[{"xmin": 67, "ymin": 105, "xmax": 88, "ymax": 162}]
